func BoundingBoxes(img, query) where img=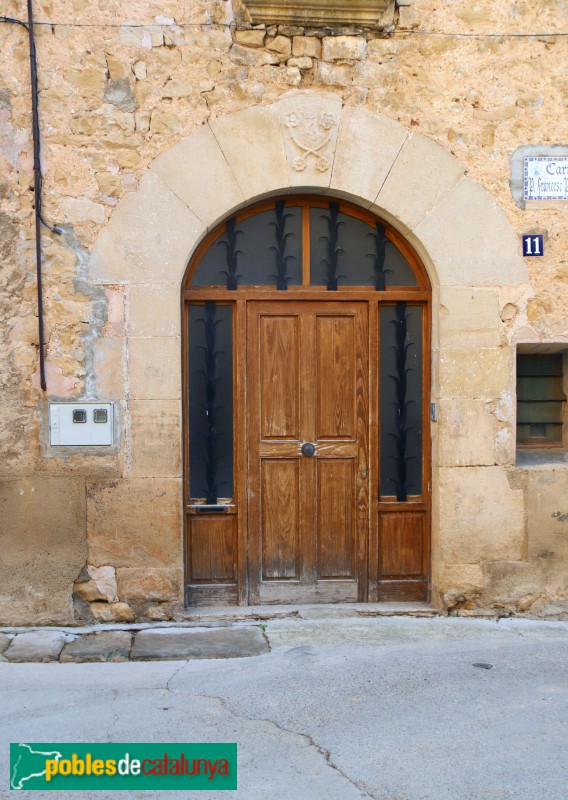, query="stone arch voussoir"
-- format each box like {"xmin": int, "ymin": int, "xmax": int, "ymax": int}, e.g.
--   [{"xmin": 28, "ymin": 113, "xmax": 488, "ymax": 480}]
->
[{"xmin": 89, "ymin": 89, "xmax": 528, "ymax": 292}]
